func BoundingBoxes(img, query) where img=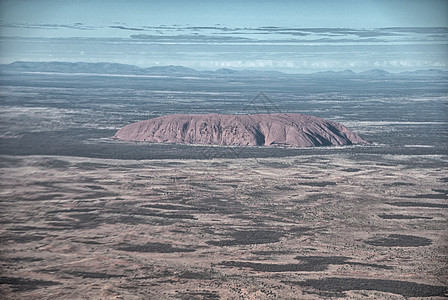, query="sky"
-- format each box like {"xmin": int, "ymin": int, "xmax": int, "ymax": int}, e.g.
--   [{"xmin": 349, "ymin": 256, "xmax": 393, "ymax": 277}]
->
[
  {"xmin": 1, "ymin": 0, "xmax": 447, "ymax": 37},
  {"xmin": 0, "ymin": 0, "xmax": 447, "ymax": 72}
]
